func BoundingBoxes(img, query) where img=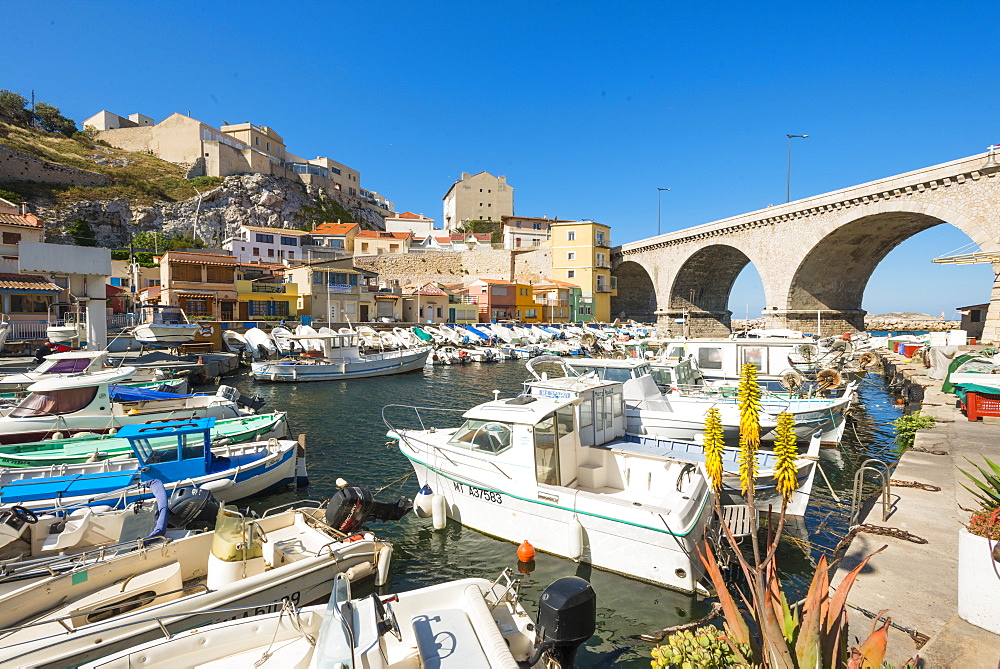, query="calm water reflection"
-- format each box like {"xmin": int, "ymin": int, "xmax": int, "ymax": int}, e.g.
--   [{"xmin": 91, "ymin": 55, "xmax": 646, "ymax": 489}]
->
[{"xmin": 224, "ymin": 360, "xmax": 902, "ymax": 667}]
